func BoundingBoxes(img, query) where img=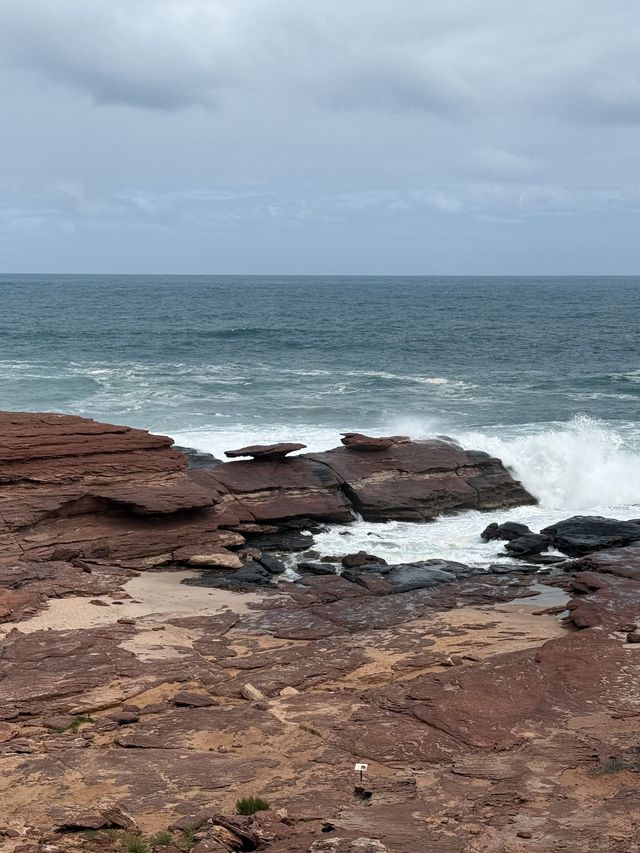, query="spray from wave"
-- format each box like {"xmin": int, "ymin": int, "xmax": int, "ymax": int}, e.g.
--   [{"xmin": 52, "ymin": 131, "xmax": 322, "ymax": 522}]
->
[{"xmin": 459, "ymin": 415, "xmax": 640, "ymax": 511}]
